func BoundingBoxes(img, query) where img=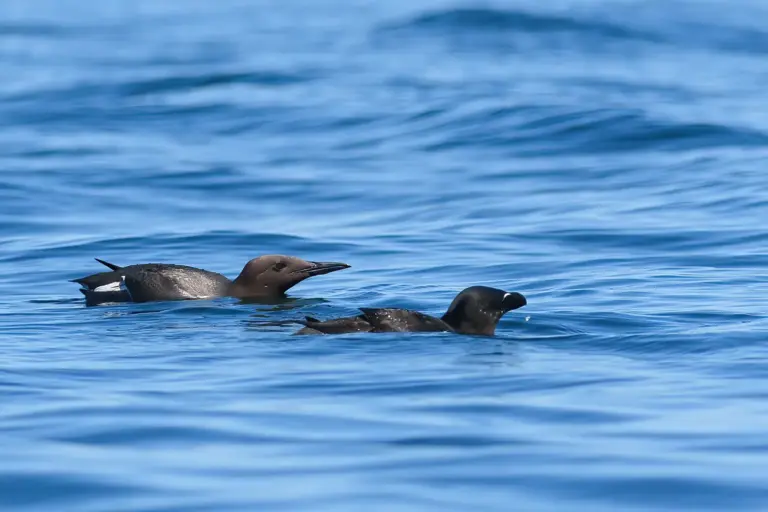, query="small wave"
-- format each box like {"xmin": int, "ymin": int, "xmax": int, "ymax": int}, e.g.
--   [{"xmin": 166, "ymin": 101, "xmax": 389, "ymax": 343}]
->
[
  {"xmin": 687, "ymin": 24, "xmax": 768, "ymax": 55},
  {"xmin": 377, "ymin": 5, "xmax": 768, "ymax": 58},
  {"xmin": 119, "ymin": 70, "xmax": 317, "ymax": 97},
  {"xmin": 0, "ymin": 231, "xmax": 308, "ymax": 268},
  {"xmin": 0, "ymin": 22, "xmax": 101, "ymax": 39},
  {"xmin": 377, "ymin": 7, "xmax": 658, "ymax": 48},
  {"xmin": 599, "ymin": 1, "xmax": 768, "ymax": 56},
  {"xmin": 410, "ymin": 103, "xmax": 768, "ymax": 156}
]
